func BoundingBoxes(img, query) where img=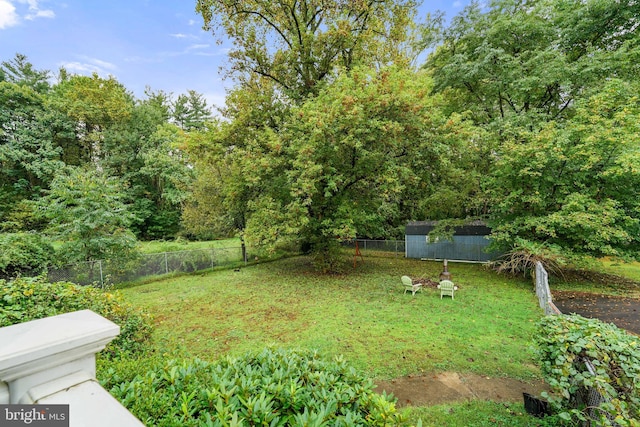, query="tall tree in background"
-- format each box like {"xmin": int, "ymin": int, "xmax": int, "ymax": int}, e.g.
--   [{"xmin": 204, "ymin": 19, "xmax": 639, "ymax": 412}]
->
[
  {"xmin": 39, "ymin": 167, "xmax": 138, "ymax": 263},
  {"xmin": 196, "ymin": 0, "xmax": 421, "ymax": 101},
  {"xmin": 0, "ymin": 54, "xmax": 202, "ymax": 243},
  {"xmin": 425, "ymin": 0, "xmax": 640, "ymax": 261},
  {"xmin": 102, "ymin": 99, "xmax": 193, "ymax": 239},
  {"xmin": 0, "ymin": 56, "xmax": 63, "ymax": 229},
  {"xmin": 0, "ymin": 53, "xmax": 51, "ymax": 94},
  {"xmin": 172, "ymin": 90, "xmax": 212, "ymax": 131},
  {"xmin": 49, "ymin": 73, "xmax": 134, "ymax": 166},
  {"xmin": 182, "ymin": 77, "xmax": 289, "ymax": 241}
]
